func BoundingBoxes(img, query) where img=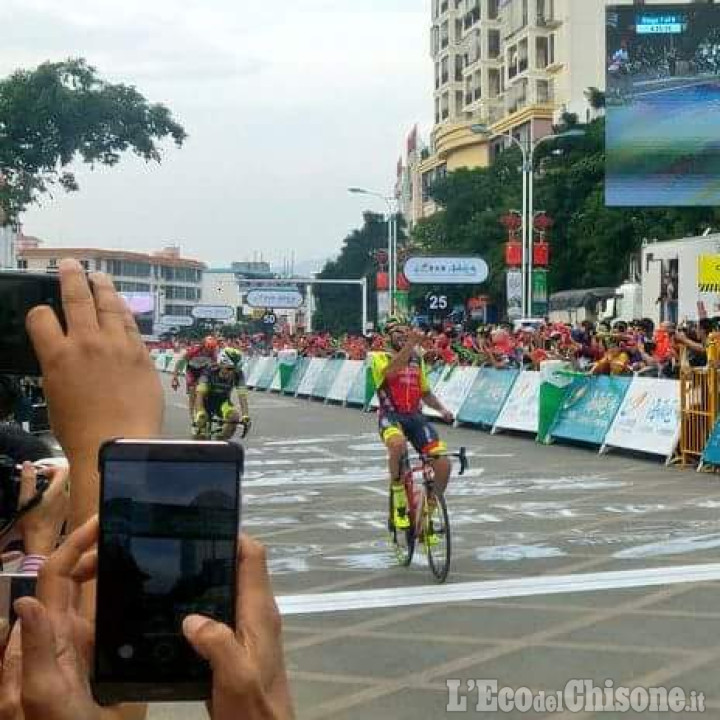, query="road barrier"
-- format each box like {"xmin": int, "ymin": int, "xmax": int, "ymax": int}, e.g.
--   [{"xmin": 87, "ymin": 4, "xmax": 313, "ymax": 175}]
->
[{"xmin": 152, "ymin": 350, "xmax": 697, "ymax": 464}]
